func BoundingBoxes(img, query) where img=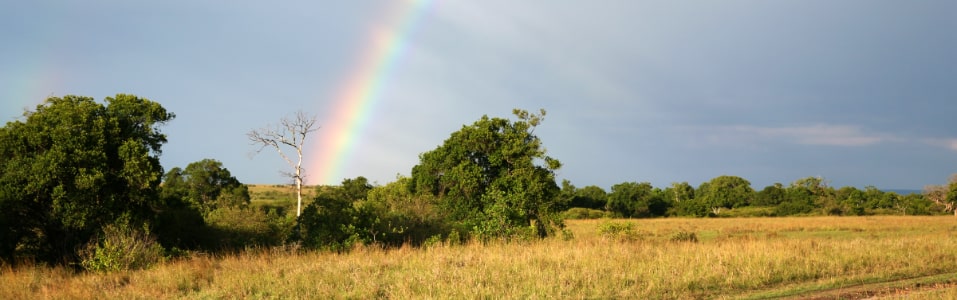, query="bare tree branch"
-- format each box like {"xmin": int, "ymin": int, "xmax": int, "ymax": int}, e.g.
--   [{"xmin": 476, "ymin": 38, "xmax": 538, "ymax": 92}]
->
[{"xmin": 248, "ymin": 110, "xmax": 319, "ymax": 217}]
